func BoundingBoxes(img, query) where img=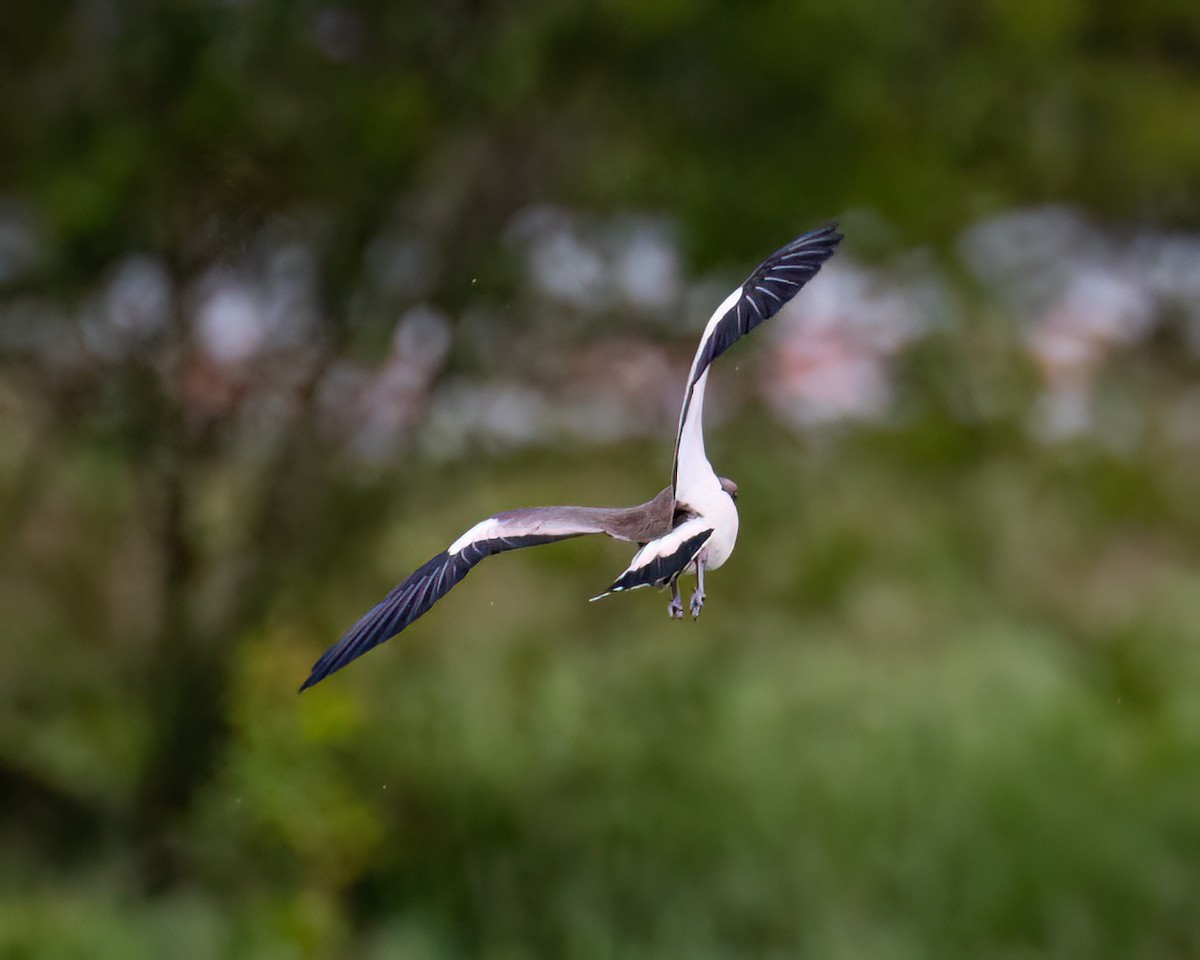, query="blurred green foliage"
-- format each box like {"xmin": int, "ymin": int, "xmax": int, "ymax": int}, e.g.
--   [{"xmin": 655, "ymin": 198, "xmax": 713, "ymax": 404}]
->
[
  {"xmin": 5, "ymin": 419, "xmax": 1200, "ymax": 957},
  {"xmin": 4, "ymin": 0, "xmax": 1200, "ymax": 957}
]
